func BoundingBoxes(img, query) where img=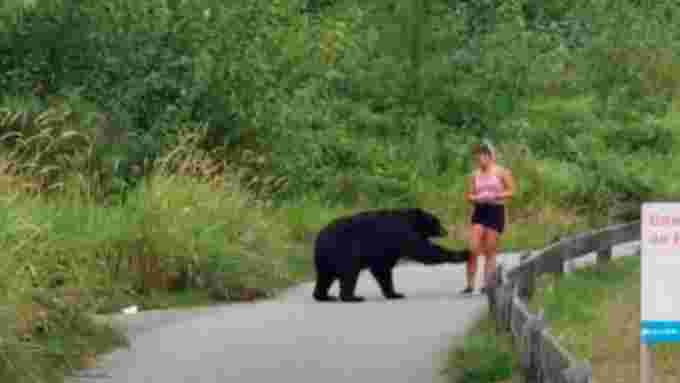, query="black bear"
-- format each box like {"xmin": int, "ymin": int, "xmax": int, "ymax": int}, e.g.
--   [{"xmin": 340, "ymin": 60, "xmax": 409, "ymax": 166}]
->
[{"xmin": 312, "ymin": 208, "xmax": 470, "ymax": 302}]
